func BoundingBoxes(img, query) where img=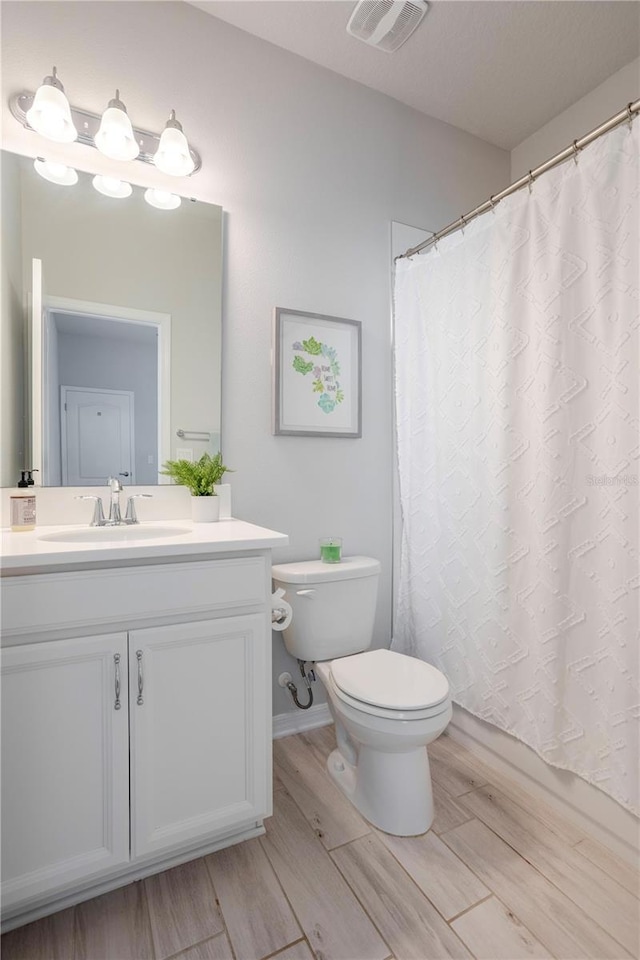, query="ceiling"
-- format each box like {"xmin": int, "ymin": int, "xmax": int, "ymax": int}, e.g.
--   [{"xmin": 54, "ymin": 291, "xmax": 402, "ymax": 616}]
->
[{"xmin": 190, "ymin": 1, "xmax": 640, "ymax": 150}]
